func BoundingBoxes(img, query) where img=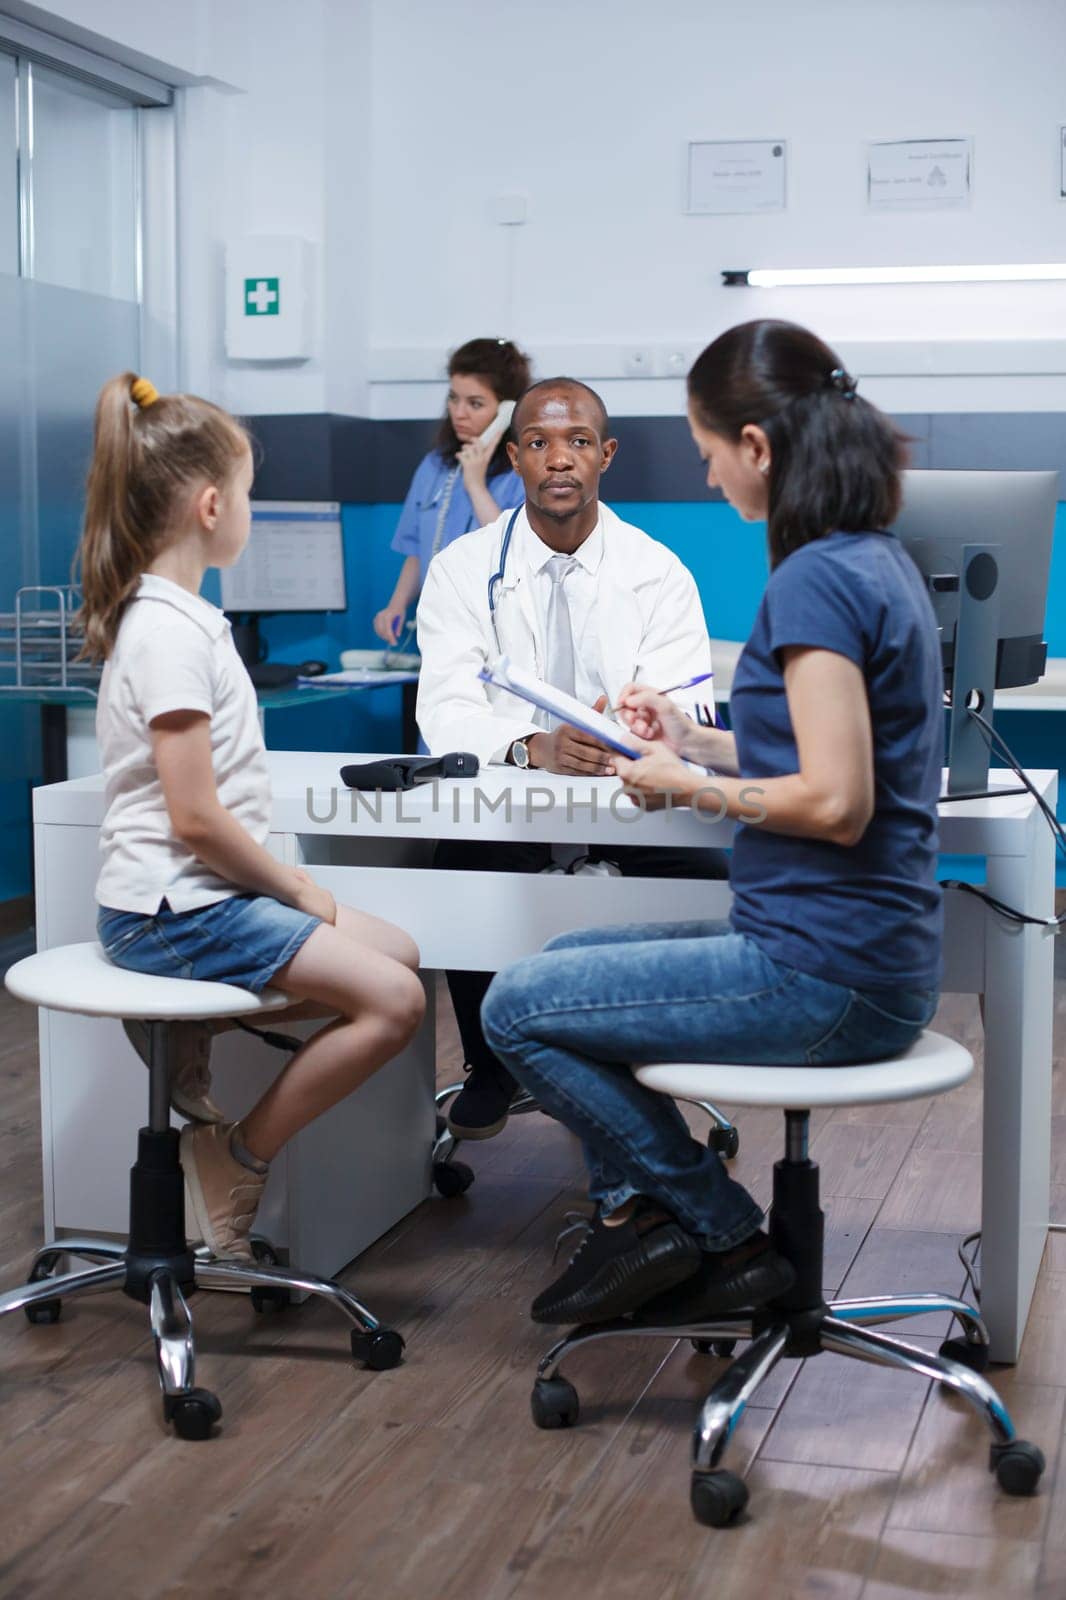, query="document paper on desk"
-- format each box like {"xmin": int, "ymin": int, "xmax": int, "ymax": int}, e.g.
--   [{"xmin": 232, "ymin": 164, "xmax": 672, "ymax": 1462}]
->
[
  {"xmin": 479, "ymin": 654, "xmax": 641, "ymax": 758},
  {"xmin": 296, "ymin": 669, "xmax": 420, "ymax": 686}
]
